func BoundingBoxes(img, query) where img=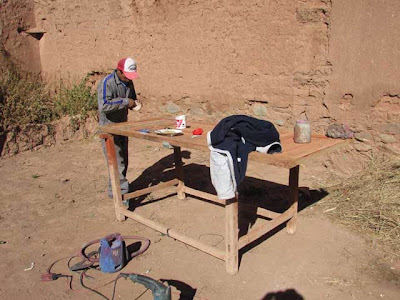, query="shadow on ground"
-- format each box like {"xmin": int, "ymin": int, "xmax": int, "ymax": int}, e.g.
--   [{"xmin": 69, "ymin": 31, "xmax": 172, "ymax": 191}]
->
[
  {"xmin": 261, "ymin": 288, "xmax": 304, "ymax": 300},
  {"xmin": 160, "ymin": 279, "xmax": 197, "ymax": 300},
  {"xmin": 127, "ymin": 152, "xmax": 329, "ymax": 267}
]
